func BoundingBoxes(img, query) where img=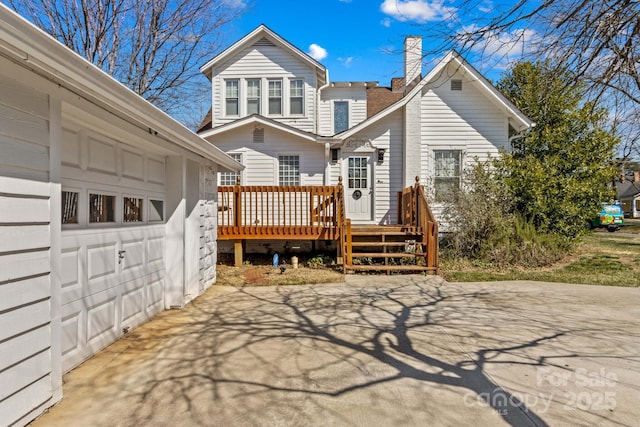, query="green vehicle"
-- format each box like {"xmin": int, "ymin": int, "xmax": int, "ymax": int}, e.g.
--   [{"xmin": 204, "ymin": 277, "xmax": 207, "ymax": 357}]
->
[{"xmin": 590, "ymin": 203, "xmax": 624, "ymax": 232}]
